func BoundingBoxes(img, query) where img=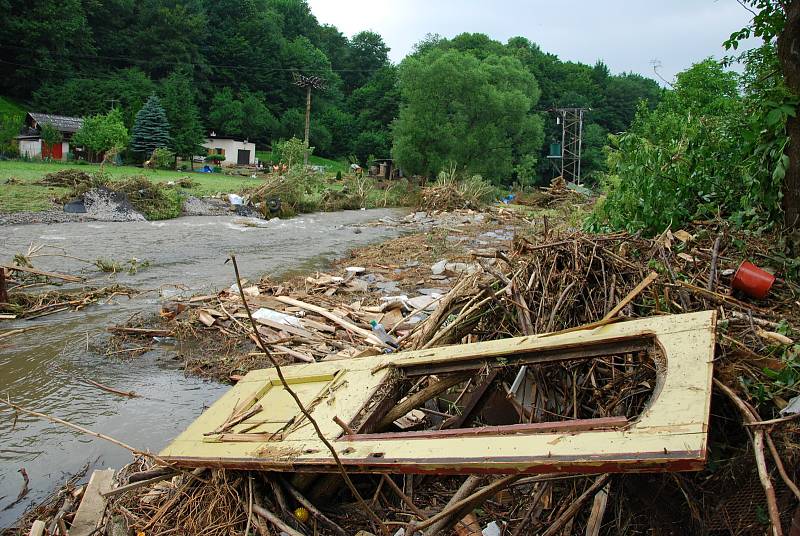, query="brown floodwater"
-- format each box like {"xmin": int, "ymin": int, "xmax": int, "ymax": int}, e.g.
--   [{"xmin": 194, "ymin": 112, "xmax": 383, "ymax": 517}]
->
[{"xmin": 0, "ymin": 210, "xmax": 404, "ymax": 527}]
